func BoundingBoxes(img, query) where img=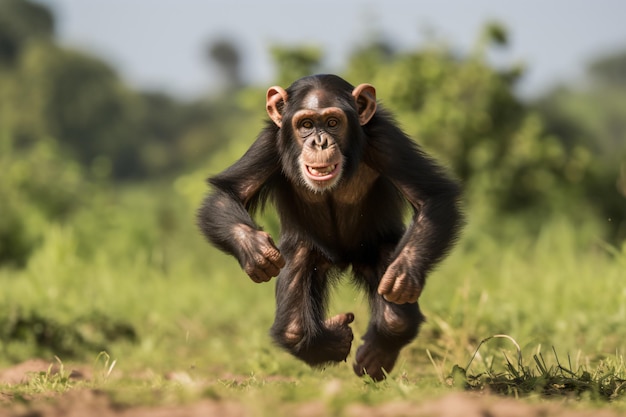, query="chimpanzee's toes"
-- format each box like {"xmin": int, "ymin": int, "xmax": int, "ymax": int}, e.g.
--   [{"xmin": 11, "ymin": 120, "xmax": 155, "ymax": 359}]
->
[
  {"xmin": 322, "ymin": 313, "xmax": 354, "ymax": 362},
  {"xmin": 353, "ymin": 340, "xmax": 400, "ymax": 381}
]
